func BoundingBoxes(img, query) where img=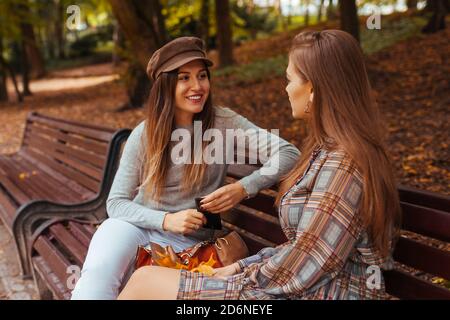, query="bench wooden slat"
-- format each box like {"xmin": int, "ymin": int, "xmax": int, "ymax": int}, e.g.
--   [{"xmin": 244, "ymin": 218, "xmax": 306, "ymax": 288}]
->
[
  {"xmin": 18, "ymin": 150, "xmax": 95, "ymax": 199},
  {"xmin": 82, "ymin": 223, "xmax": 97, "ymax": 236},
  {"xmin": 9, "ymin": 154, "xmax": 84, "ymax": 204},
  {"xmin": 28, "ymin": 113, "xmax": 113, "ymax": 142},
  {"xmin": 27, "ymin": 123, "xmax": 109, "ymax": 155},
  {"xmin": 25, "ymin": 137, "xmax": 104, "ymax": 180},
  {"xmin": 33, "ymin": 236, "xmax": 72, "ymax": 287},
  {"xmin": 68, "ymin": 222, "xmax": 92, "ymax": 248},
  {"xmin": 0, "ymin": 155, "xmax": 85, "ymax": 206},
  {"xmin": 22, "ymin": 147, "xmax": 100, "ymax": 193},
  {"xmin": 0, "ymin": 184, "xmax": 18, "ymax": 229},
  {"xmin": 27, "ymin": 112, "xmax": 117, "ymax": 133},
  {"xmin": 401, "ymin": 202, "xmax": 450, "ymax": 243},
  {"xmin": 49, "ymin": 224, "xmax": 87, "ymax": 266},
  {"xmin": 399, "ymin": 185, "xmax": 450, "ymax": 213},
  {"xmin": 384, "ymin": 269, "xmax": 450, "ymax": 300},
  {"xmin": 393, "ymin": 236, "xmax": 450, "ymax": 280},
  {"xmin": 33, "ymin": 256, "xmax": 71, "ymax": 300},
  {"xmin": 0, "ymin": 157, "xmax": 43, "ymax": 202},
  {"xmin": 24, "ymin": 133, "xmax": 106, "ymax": 169},
  {"xmin": 223, "ymin": 204, "xmax": 287, "ymax": 244},
  {"xmin": 0, "ymin": 164, "xmax": 31, "ymax": 205}
]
